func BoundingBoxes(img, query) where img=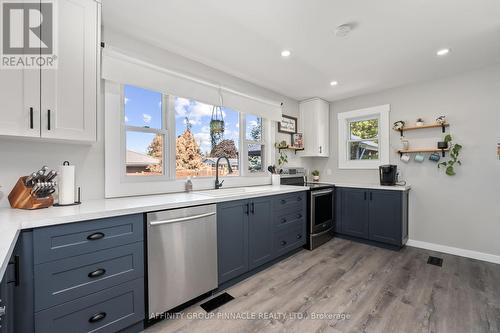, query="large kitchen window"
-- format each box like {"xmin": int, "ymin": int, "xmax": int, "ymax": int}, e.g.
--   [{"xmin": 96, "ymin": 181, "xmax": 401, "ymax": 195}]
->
[
  {"xmin": 122, "ymin": 84, "xmax": 268, "ymax": 180},
  {"xmin": 337, "ymin": 105, "xmax": 390, "ymax": 169}
]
